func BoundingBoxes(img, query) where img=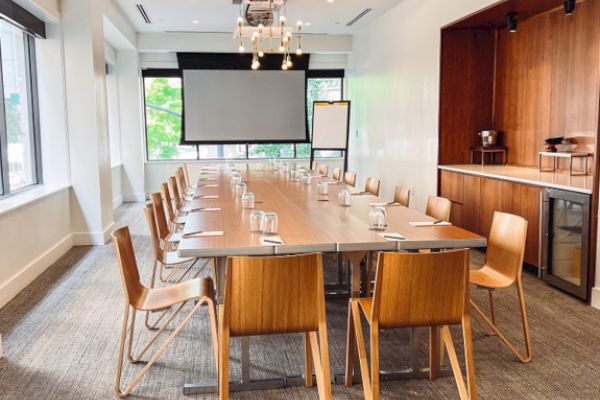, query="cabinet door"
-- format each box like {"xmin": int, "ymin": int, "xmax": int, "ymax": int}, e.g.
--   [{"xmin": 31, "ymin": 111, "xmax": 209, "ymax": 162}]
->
[
  {"xmin": 440, "ymin": 170, "xmax": 464, "ymax": 203},
  {"xmin": 462, "ymin": 175, "xmax": 481, "ymax": 235},
  {"xmin": 520, "ymin": 185, "xmax": 542, "ymax": 266},
  {"xmin": 450, "ymin": 202, "xmax": 463, "ymax": 226},
  {"xmin": 479, "ymin": 178, "xmax": 505, "ymax": 237}
]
